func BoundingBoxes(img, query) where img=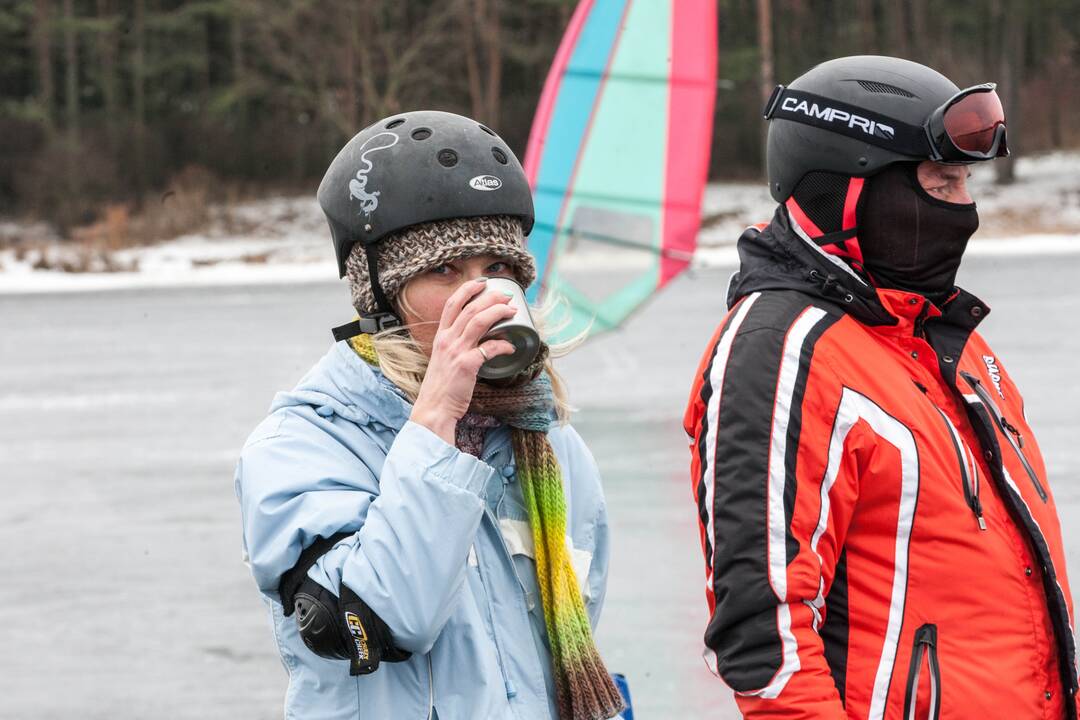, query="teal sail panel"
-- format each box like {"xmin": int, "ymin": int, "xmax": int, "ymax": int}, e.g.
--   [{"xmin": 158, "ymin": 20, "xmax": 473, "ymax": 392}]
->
[{"xmin": 523, "ymin": 0, "xmax": 717, "ymax": 340}]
